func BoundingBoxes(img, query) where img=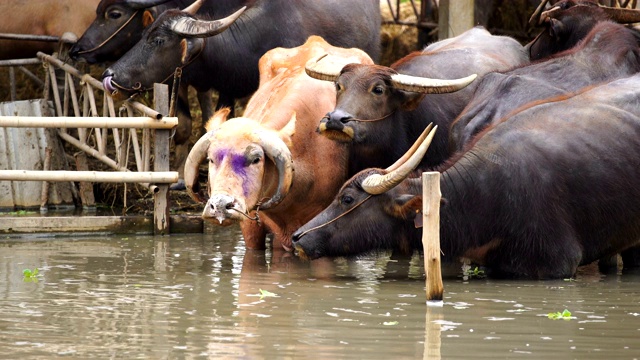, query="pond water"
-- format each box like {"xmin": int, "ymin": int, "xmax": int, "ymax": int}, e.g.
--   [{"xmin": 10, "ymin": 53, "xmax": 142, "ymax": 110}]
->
[{"xmin": 1, "ymin": 227, "xmax": 638, "ymax": 359}]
